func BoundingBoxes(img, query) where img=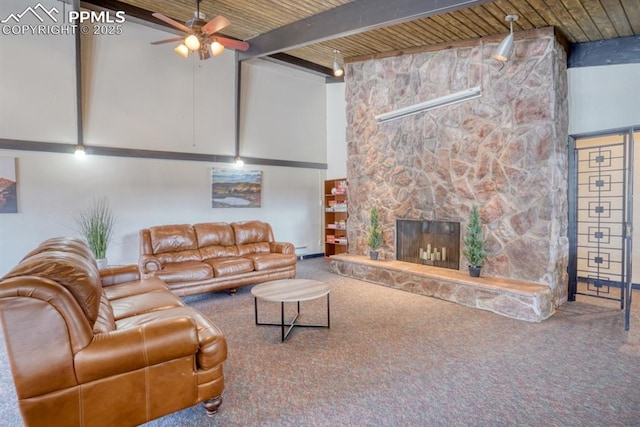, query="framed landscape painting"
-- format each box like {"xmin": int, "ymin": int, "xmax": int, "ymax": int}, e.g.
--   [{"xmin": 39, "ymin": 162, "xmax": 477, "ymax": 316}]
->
[
  {"xmin": 211, "ymin": 167, "xmax": 262, "ymax": 208},
  {"xmin": 0, "ymin": 156, "xmax": 17, "ymax": 213}
]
